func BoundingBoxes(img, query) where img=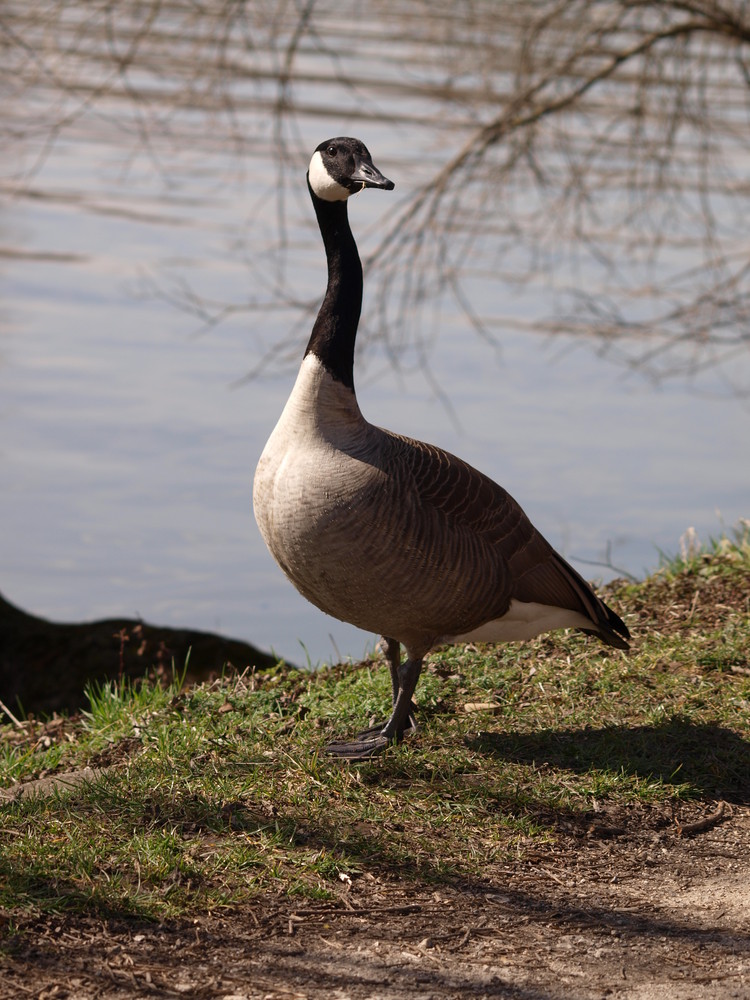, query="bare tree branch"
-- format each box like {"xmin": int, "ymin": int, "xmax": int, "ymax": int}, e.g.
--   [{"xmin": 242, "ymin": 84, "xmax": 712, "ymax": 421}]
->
[{"xmin": 3, "ymin": 0, "xmax": 750, "ymax": 385}]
